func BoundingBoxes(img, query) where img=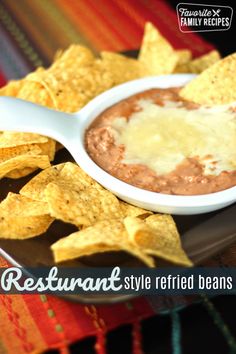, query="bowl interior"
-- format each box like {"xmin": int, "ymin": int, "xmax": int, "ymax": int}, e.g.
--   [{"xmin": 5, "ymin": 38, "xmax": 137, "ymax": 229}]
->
[{"xmin": 70, "ymin": 74, "xmax": 236, "ymax": 214}]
